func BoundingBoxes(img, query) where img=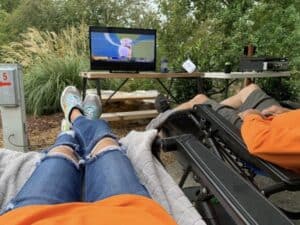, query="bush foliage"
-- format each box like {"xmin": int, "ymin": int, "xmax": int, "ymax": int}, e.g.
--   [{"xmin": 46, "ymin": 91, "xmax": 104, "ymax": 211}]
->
[
  {"xmin": 25, "ymin": 56, "xmax": 88, "ymax": 115},
  {"xmin": 0, "ymin": 24, "xmax": 90, "ymax": 115},
  {"xmin": 159, "ymin": 0, "xmax": 300, "ymax": 102},
  {"xmin": 0, "ymin": 0, "xmax": 299, "ymax": 115}
]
